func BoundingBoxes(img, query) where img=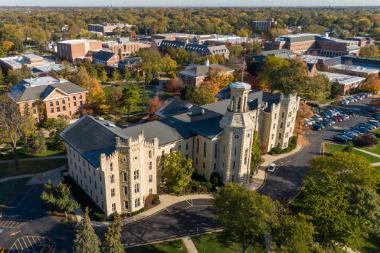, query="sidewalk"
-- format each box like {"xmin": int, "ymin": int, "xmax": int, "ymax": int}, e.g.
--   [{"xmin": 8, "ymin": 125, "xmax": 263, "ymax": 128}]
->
[
  {"xmin": 249, "ymin": 143, "xmax": 303, "ymax": 190},
  {"xmin": 182, "ymin": 237, "xmax": 199, "ymax": 253},
  {"xmin": 354, "ymin": 148, "xmax": 380, "ymax": 158}
]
